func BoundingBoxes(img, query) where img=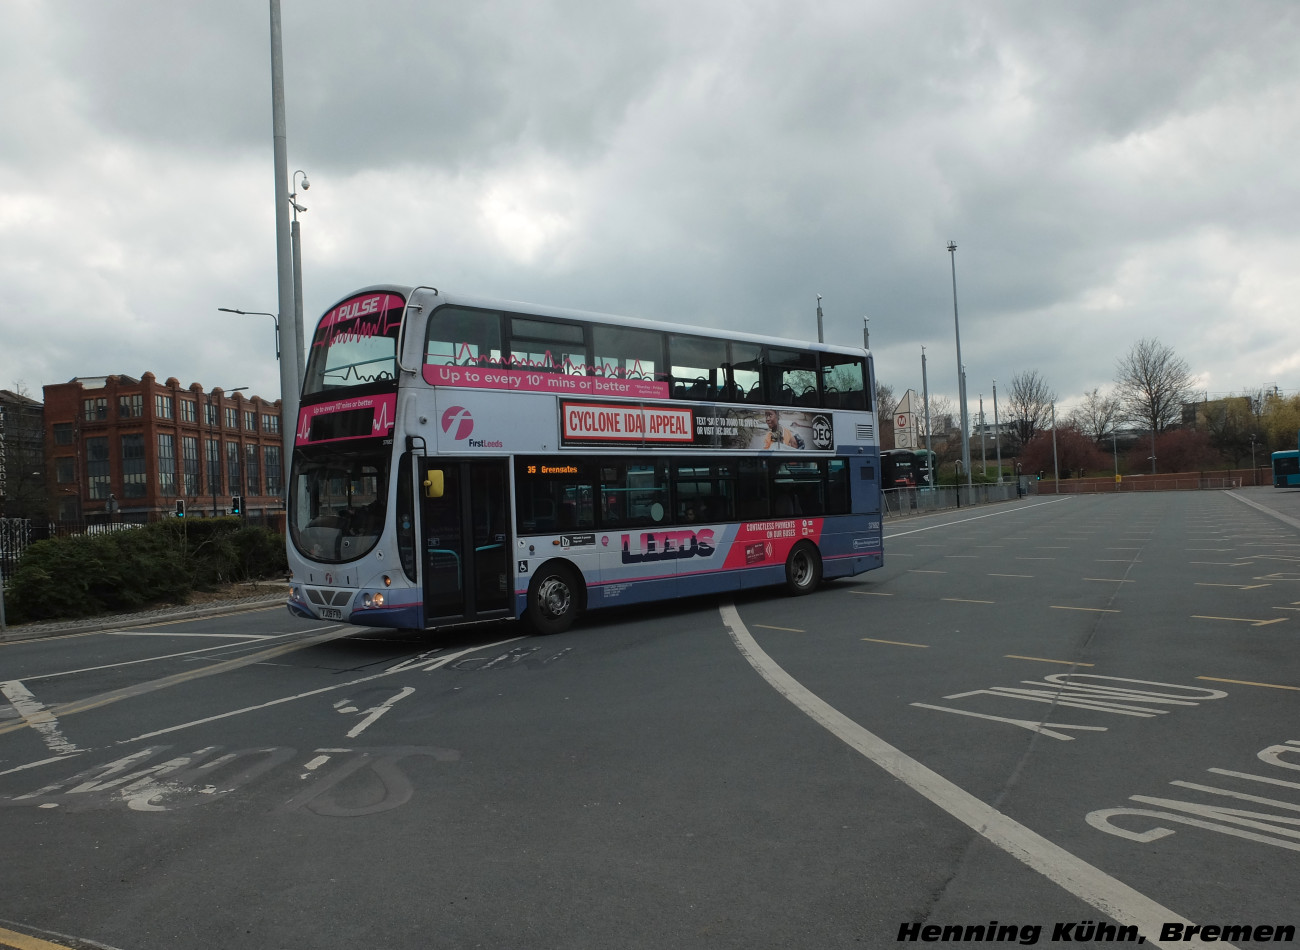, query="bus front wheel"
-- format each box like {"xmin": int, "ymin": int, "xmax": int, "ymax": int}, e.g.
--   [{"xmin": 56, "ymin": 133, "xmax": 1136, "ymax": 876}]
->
[
  {"xmin": 785, "ymin": 541, "xmax": 822, "ymax": 595},
  {"xmin": 526, "ymin": 561, "xmax": 584, "ymax": 635}
]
